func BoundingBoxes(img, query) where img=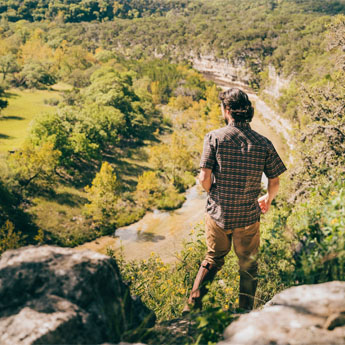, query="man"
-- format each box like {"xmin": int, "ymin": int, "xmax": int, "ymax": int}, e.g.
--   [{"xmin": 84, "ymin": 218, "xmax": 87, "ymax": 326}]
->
[{"xmin": 183, "ymin": 87, "xmax": 287, "ymax": 313}]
